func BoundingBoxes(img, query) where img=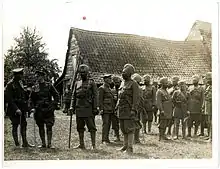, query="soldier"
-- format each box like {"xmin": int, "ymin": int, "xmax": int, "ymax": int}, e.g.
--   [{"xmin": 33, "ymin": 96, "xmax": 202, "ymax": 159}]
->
[
  {"xmin": 98, "ymin": 74, "xmax": 115, "ymax": 144},
  {"xmin": 4, "ymin": 68, "xmax": 34, "ymax": 147},
  {"xmin": 69, "ymin": 64, "xmax": 98, "ymax": 150},
  {"xmin": 202, "ymin": 72, "xmax": 212, "ymax": 142},
  {"xmin": 187, "ymin": 75, "xmax": 204, "ymax": 137},
  {"xmin": 142, "ymin": 74, "xmax": 156, "ymax": 134},
  {"xmin": 63, "ymin": 84, "xmax": 72, "ymax": 115},
  {"xmin": 172, "ymin": 80, "xmax": 190, "ymax": 139},
  {"xmin": 111, "ymin": 75, "xmax": 122, "ymax": 142},
  {"xmin": 116, "ymin": 64, "xmax": 139, "ymax": 153},
  {"xmin": 30, "ymin": 70, "xmax": 59, "ymax": 148},
  {"xmin": 167, "ymin": 76, "xmax": 179, "ymax": 136},
  {"xmin": 156, "ymin": 77, "xmax": 173, "ymax": 141},
  {"xmin": 132, "ymin": 73, "xmax": 144, "ymax": 144},
  {"xmin": 152, "ymin": 81, "xmax": 159, "ymax": 123}
]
